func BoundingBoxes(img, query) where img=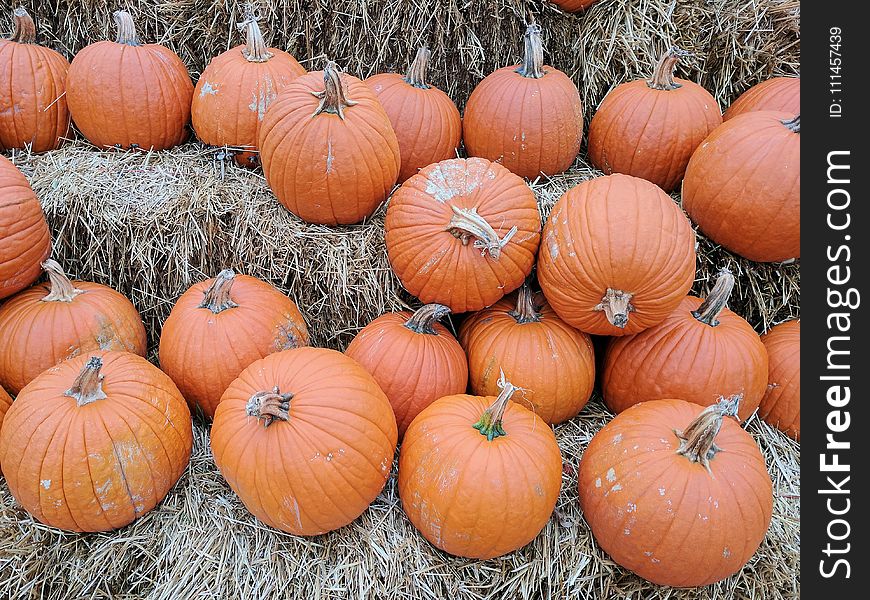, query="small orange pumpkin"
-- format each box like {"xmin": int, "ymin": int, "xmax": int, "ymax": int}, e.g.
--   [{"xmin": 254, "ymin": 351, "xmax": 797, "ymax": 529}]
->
[
  {"xmin": 759, "ymin": 319, "xmax": 800, "ymax": 440},
  {"xmin": 723, "ymin": 77, "xmax": 800, "ymax": 121},
  {"xmin": 550, "ymin": 0, "xmax": 598, "ymax": 11}
]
